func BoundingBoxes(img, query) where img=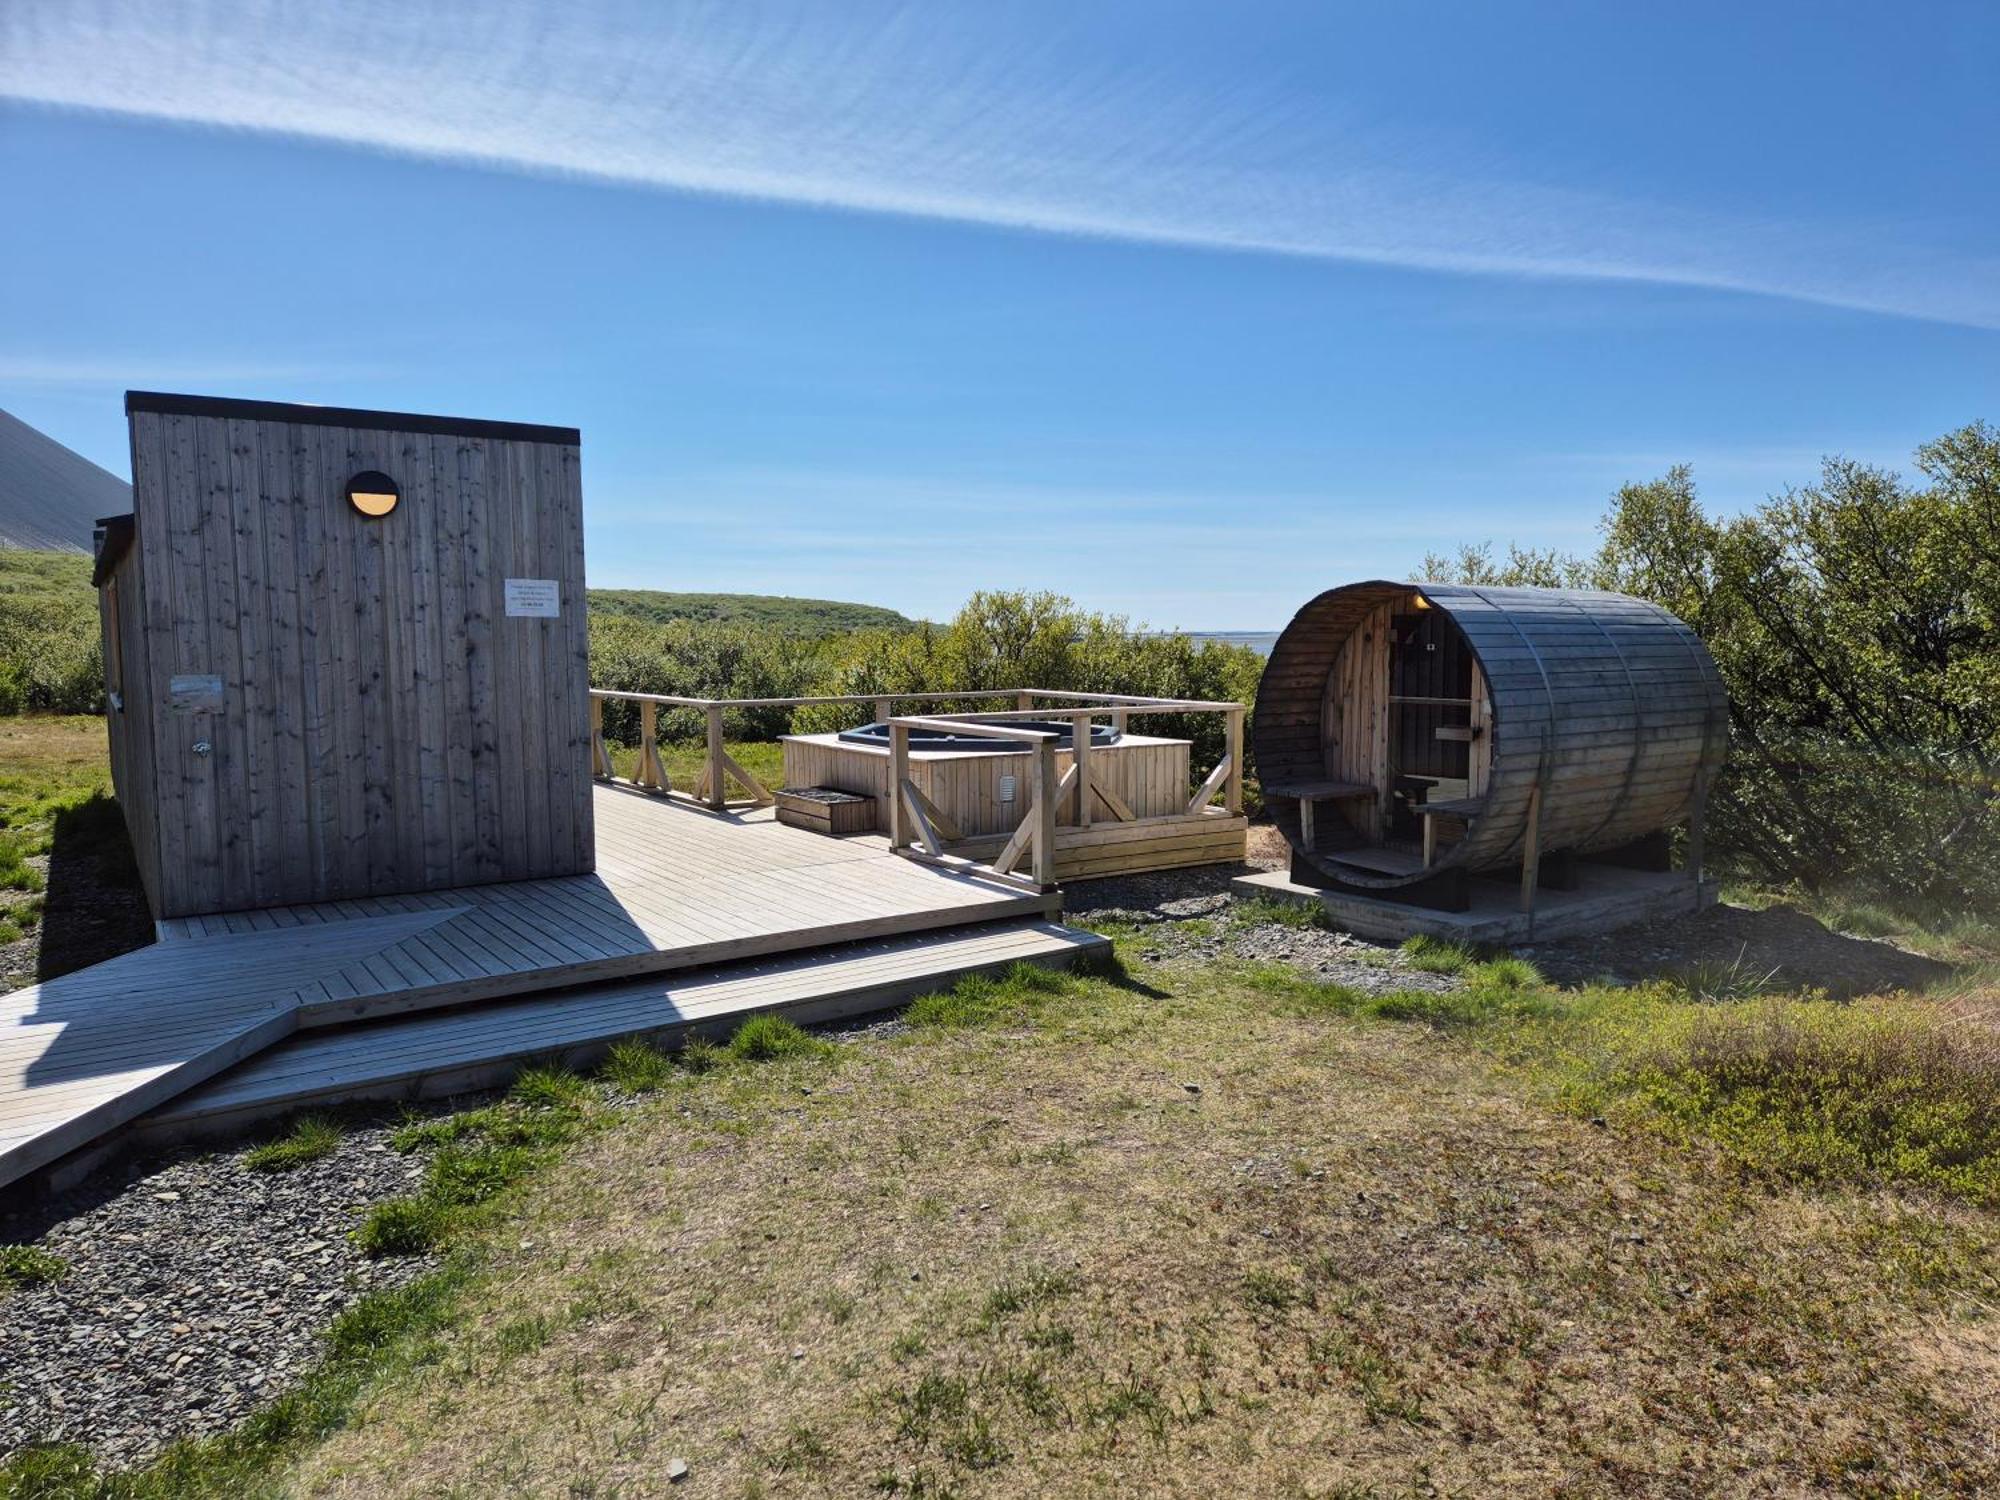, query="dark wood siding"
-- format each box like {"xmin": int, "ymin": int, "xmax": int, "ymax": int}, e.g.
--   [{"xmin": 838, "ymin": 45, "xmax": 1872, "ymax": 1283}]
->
[{"xmin": 114, "ymin": 400, "xmax": 593, "ymax": 918}]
